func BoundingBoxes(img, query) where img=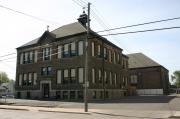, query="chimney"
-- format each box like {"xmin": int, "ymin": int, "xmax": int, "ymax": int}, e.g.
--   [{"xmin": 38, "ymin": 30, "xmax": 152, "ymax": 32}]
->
[{"xmin": 77, "ymin": 10, "xmax": 88, "ymax": 28}]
